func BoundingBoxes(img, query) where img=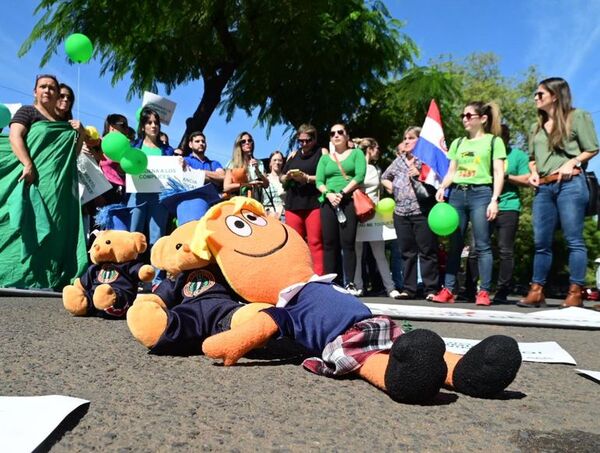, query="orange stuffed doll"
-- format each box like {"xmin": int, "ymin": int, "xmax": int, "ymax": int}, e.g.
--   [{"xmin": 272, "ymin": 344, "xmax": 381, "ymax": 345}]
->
[
  {"xmin": 126, "ymin": 220, "xmax": 271, "ymax": 355},
  {"xmin": 190, "ymin": 197, "xmax": 522, "ymax": 403}
]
